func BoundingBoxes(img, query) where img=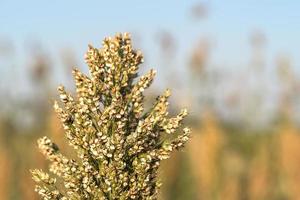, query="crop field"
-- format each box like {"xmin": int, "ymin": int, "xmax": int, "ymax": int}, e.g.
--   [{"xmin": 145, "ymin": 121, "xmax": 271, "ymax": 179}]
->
[{"xmin": 1, "ymin": 1, "xmax": 300, "ymax": 200}]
